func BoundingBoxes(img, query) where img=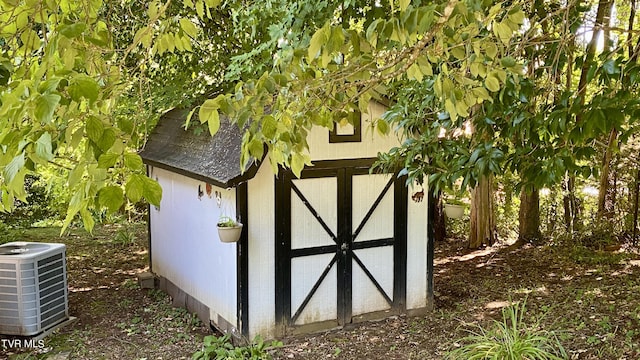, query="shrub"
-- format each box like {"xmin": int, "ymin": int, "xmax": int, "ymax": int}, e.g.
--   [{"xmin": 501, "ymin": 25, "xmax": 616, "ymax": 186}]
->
[
  {"xmin": 0, "ymin": 175, "xmax": 59, "ymax": 228},
  {"xmin": 447, "ymin": 300, "xmax": 567, "ymax": 360},
  {"xmin": 113, "ymin": 227, "xmax": 138, "ymax": 246},
  {"xmin": 0, "ymin": 222, "xmax": 23, "ymax": 245}
]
